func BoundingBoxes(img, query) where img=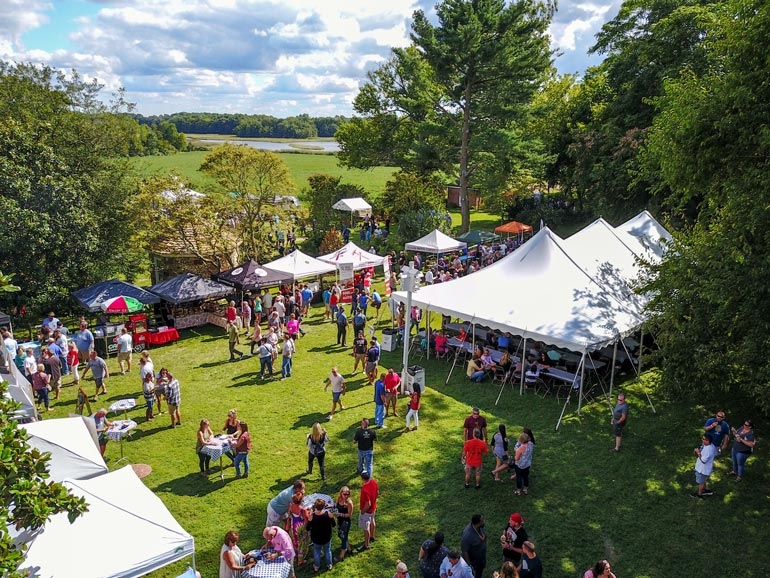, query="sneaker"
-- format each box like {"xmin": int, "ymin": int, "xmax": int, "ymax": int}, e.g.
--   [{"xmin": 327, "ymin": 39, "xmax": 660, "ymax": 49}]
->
[
  {"xmin": 327, "ymin": 415, "xmax": 333, "ymax": 421},
  {"xmin": 404, "ymin": 427, "xmax": 411, "ymax": 432},
  {"xmin": 411, "ymin": 426, "xmax": 418, "ymax": 431},
  {"xmin": 702, "ymin": 489, "xmax": 714, "ymax": 496},
  {"xmin": 689, "ymin": 492, "xmax": 703, "ymax": 499},
  {"xmin": 464, "ymin": 483, "xmax": 470, "ymax": 489}
]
